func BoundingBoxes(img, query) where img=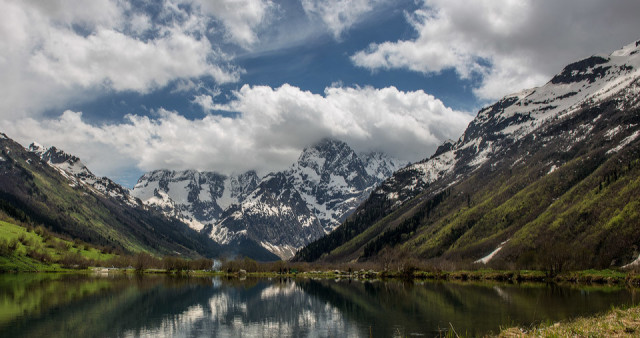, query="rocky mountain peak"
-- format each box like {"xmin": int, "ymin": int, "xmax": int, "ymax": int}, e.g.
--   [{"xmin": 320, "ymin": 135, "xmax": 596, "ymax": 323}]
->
[
  {"xmin": 297, "ymin": 138, "xmax": 360, "ymax": 171},
  {"xmin": 28, "ymin": 142, "xmax": 46, "ymax": 156},
  {"xmin": 27, "ymin": 144, "xmax": 92, "ymax": 180},
  {"xmin": 26, "ymin": 143, "xmax": 139, "ymax": 207},
  {"xmin": 360, "ymin": 151, "xmax": 407, "ymax": 181},
  {"xmin": 367, "ymin": 39, "xmax": 640, "ymax": 212},
  {"xmin": 41, "ymin": 146, "xmax": 83, "ymax": 166},
  {"xmin": 430, "ymin": 139, "xmax": 456, "ymax": 159},
  {"xmin": 550, "ymin": 55, "xmax": 611, "ymax": 85},
  {"xmin": 134, "ymin": 137, "xmax": 405, "ymax": 259}
]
